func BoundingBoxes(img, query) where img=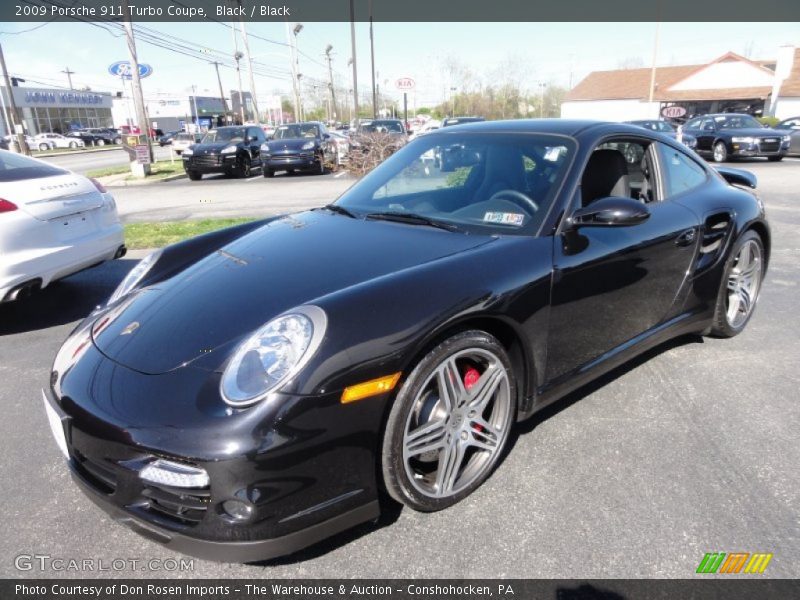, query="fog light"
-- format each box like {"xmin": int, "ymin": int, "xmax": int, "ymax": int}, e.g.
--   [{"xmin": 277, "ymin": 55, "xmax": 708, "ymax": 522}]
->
[
  {"xmin": 222, "ymin": 499, "xmax": 254, "ymax": 521},
  {"xmin": 139, "ymin": 459, "xmax": 209, "ymax": 488}
]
